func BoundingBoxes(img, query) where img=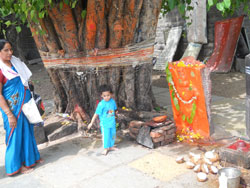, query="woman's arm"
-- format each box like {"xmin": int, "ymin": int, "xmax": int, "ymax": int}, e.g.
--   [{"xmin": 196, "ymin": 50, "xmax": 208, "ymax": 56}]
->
[{"xmin": 0, "ymin": 83, "xmax": 17, "ymax": 128}]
